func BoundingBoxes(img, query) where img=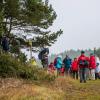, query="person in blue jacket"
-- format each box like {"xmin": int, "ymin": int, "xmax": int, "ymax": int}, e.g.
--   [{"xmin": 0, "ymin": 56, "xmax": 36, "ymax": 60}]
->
[
  {"xmin": 63, "ymin": 55, "xmax": 72, "ymax": 76},
  {"xmin": 55, "ymin": 55, "xmax": 63, "ymax": 76}
]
